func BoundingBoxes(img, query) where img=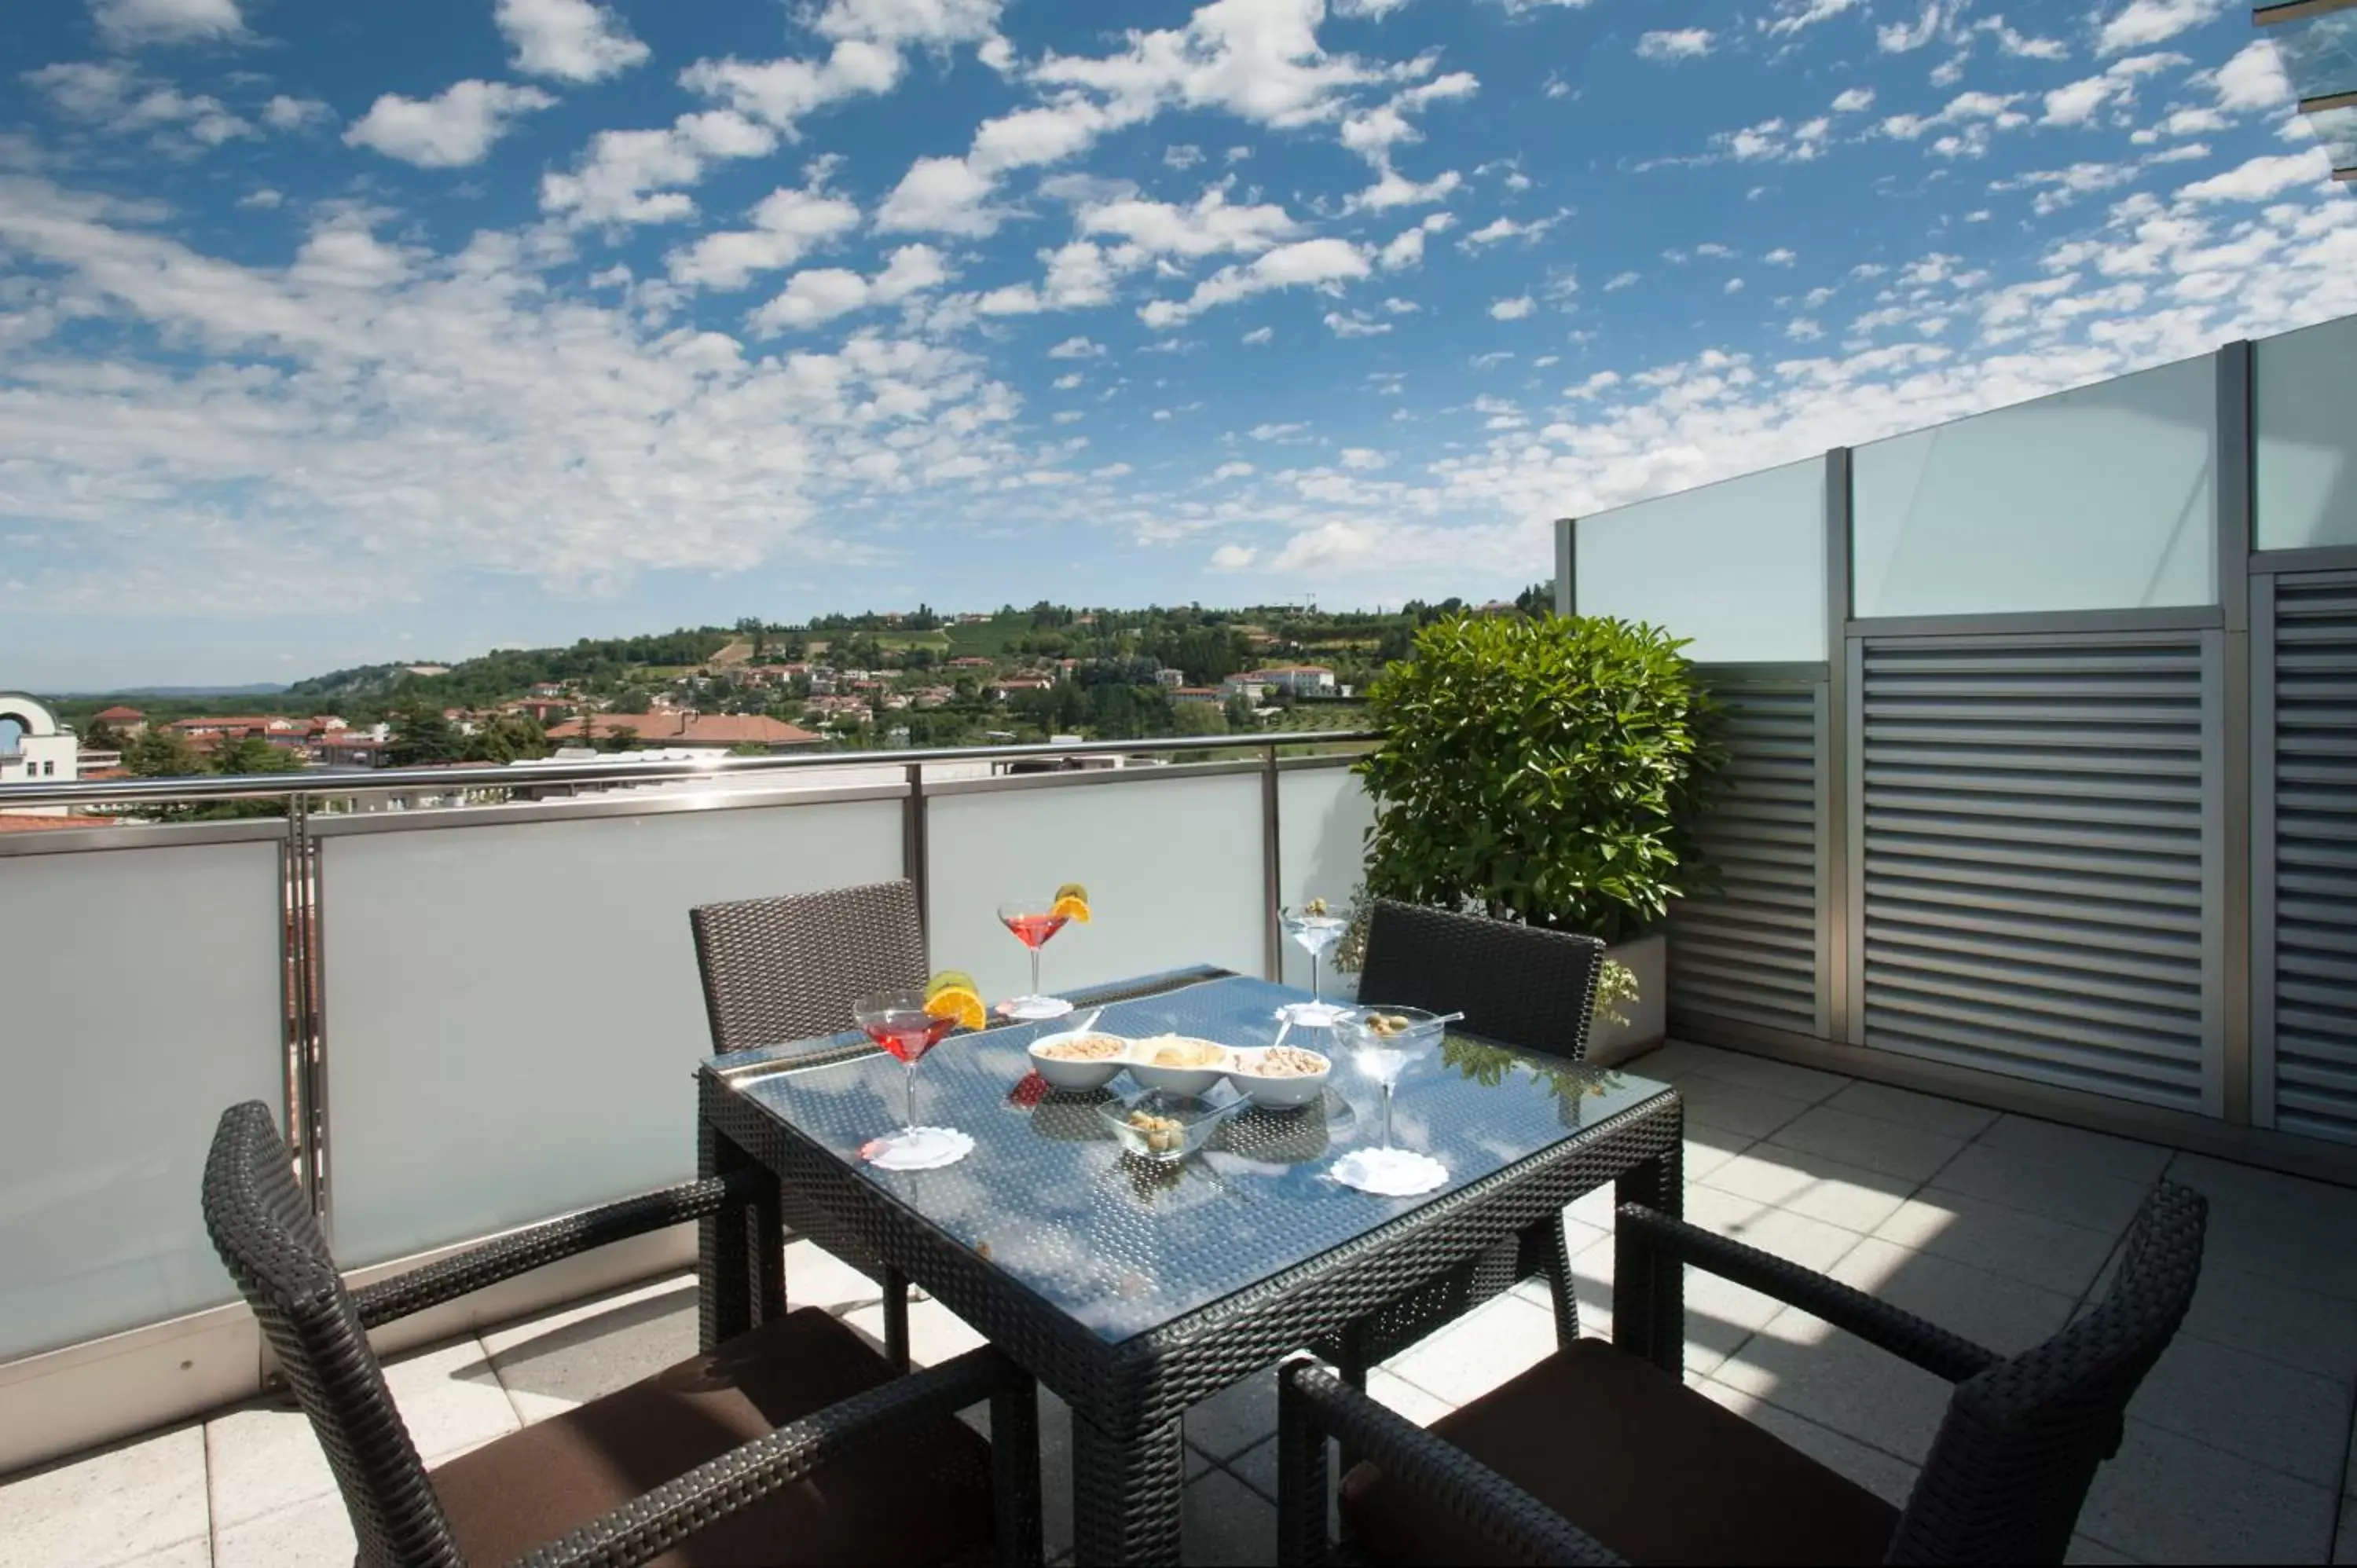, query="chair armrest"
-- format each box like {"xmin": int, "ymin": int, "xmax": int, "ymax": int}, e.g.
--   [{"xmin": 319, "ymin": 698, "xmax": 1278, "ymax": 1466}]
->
[
  {"xmin": 509, "ymin": 1346, "xmax": 1017, "ymax": 1568},
  {"xmin": 351, "ymin": 1169, "xmax": 764, "ymax": 1330},
  {"xmin": 1616, "ymin": 1203, "xmax": 1998, "ymax": 1383},
  {"xmin": 1276, "ymin": 1356, "xmax": 1625, "ymax": 1567}
]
